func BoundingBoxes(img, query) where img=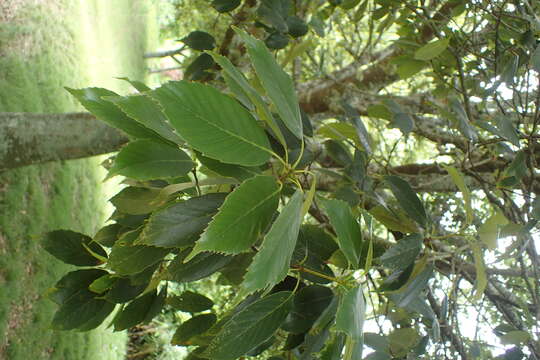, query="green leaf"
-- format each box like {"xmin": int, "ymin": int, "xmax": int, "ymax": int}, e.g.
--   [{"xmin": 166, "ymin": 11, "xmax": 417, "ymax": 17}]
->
[
  {"xmin": 51, "ymin": 270, "xmax": 116, "ymax": 330},
  {"xmin": 189, "ymin": 176, "xmax": 280, "ymax": 257},
  {"xmin": 110, "ymin": 187, "xmax": 162, "ymax": 215},
  {"xmin": 236, "ymin": 28, "xmax": 303, "ymax": 139},
  {"xmin": 388, "ymin": 328, "xmax": 420, "ymax": 357},
  {"xmin": 198, "ymin": 152, "xmax": 260, "ymax": 181},
  {"xmin": 105, "ymin": 94, "xmax": 183, "ymax": 144},
  {"xmin": 379, "ymin": 234, "xmax": 423, "ymax": 271},
  {"xmin": 181, "ymin": 31, "xmax": 216, "ymax": 50},
  {"xmin": 443, "ymin": 166, "xmax": 473, "ymax": 225},
  {"xmin": 499, "ymin": 331, "xmax": 530, "ymax": 345},
  {"xmin": 265, "ymin": 32, "xmax": 290, "ymax": 50},
  {"xmin": 257, "ymin": 0, "xmax": 291, "ymax": 33},
  {"xmin": 414, "ymin": 38, "xmax": 450, "ymax": 61},
  {"xmin": 478, "ymin": 211, "xmax": 508, "ymax": 250},
  {"xmin": 42, "ymin": 230, "xmax": 107, "ymax": 266},
  {"xmin": 93, "ymin": 224, "xmax": 122, "ymax": 247},
  {"xmin": 138, "ymin": 193, "xmax": 226, "ymax": 248},
  {"xmin": 167, "ymin": 250, "xmax": 234, "ymax": 283},
  {"xmin": 321, "ymin": 199, "xmax": 362, "ymax": 268},
  {"xmin": 168, "ymin": 291, "xmax": 214, "ymax": 313},
  {"xmin": 335, "ymin": 286, "xmax": 365, "ymax": 340},
  {"xmin": 382, "ymin": 99, "xmax": 414, "ymax": 135},
  {"xmin": 108, "ymin": 241, "xmax": 170, "ymax": 276},
  {"xmin": 172, "ymin": 314, "xmax": 218, "ymax": 345},
  {"xmin": 205, "ymin": 291, "xmax": 293, "ymax": 360},
  {"xmin": 531, "ymin": 197, "xmax": 540, "ymax": 220},
  {"xmin": 116, "ymin": 77, "xmax": 151, "ymax": 92},
  {"xmin": 385, "ymin": 175, "xmax": 428, "ymax": 228},
  {"xmin": 67, "ymin": 87, "xmax": 159, "ymax": 140},
  {"xmin": 150, "ymin": 81, "xmax": 272, "ymax": 166},
  {"xmin": 113, "ymin": 288, "xmax": 167, "ymax": 331},
  {"xmin": 212, "ymin": 0, "xmax": 241, "ymax": 12},
  {"xmin": 318, "ymin": 122, "xmax": 362, "ymax": 149},
  {"xmin": 209, "ymin": 52, "xmax": 286, "ymax": 148},
  {"xmin": 449, "ymin": 97, "xmax": 477, "ymax": 141},
  {"xmin": 495, "ymin": 115, "xmax": 520, "ymax": 147},
  {"xmin": 49, "ymin": 269, "xmax": 108, "ymax": 305},
  {"xmin": 531, "ymin": 44, "xmax": 540, "ymax": 73},
  {"xmin": 287, "ymin": 16, "xmax": 308, "ymax": 38},
  {"xmin": 89, "ymin": 274, "xmax": 116, "ymax": 294},
  {"xmin": 281, "ymin": 285, "xmax": 334, "ymax": 334},
  {"xmin": 242, "ymin": 190, "xmax": 304, "ymax": 293},
  {"xmin": 185, "ymin": 53, "xmax": 215, "ymax": 80},
  {"xmin": 394, "ymin": 57, "xmax": 425, "ymax": 79},
  {"xmin": 368, "ymin": 205, "xmax": 418, "ymax": 233},
  {"xmin": 104, "ymin": 277, "xmax": 147, "ymax": 304},
  {"xmin": 392, "ymin": 266, "xmax": 433, "ymax": 307},
  {"xmin": 471, "ymin": 242, "xmax": 487, "ymax": 301}
]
